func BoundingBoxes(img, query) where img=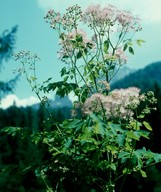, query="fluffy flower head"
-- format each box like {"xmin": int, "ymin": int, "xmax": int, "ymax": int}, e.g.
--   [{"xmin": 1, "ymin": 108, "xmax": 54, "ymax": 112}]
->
[{"xmin": 83, "ymin": 87, "xmax": 143, "ymax": 120}]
